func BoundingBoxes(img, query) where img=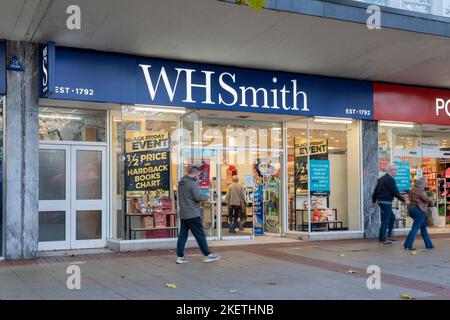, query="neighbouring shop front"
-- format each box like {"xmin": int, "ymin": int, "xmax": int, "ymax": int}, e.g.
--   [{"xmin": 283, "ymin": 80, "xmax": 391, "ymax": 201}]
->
[
  {"xmin": 375, "ymin": 83, "xmax": 450, "ymax": 234},
  {"xmin": 10, "ymin": 42, "xmax": 445, "ymax": 253}
]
